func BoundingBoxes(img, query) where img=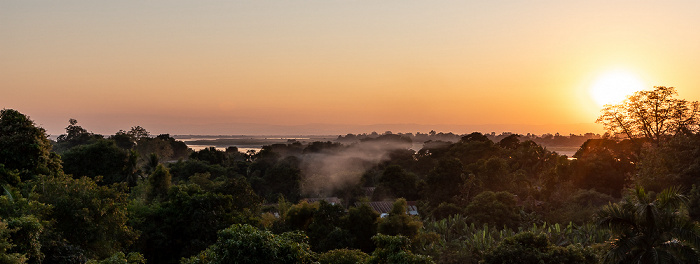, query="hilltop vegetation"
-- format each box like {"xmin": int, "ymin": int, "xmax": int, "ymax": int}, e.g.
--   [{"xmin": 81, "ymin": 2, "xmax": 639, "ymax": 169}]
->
[{"xmin": 1, "ymin": 87, "xmax": 700, "ymax": 263}]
